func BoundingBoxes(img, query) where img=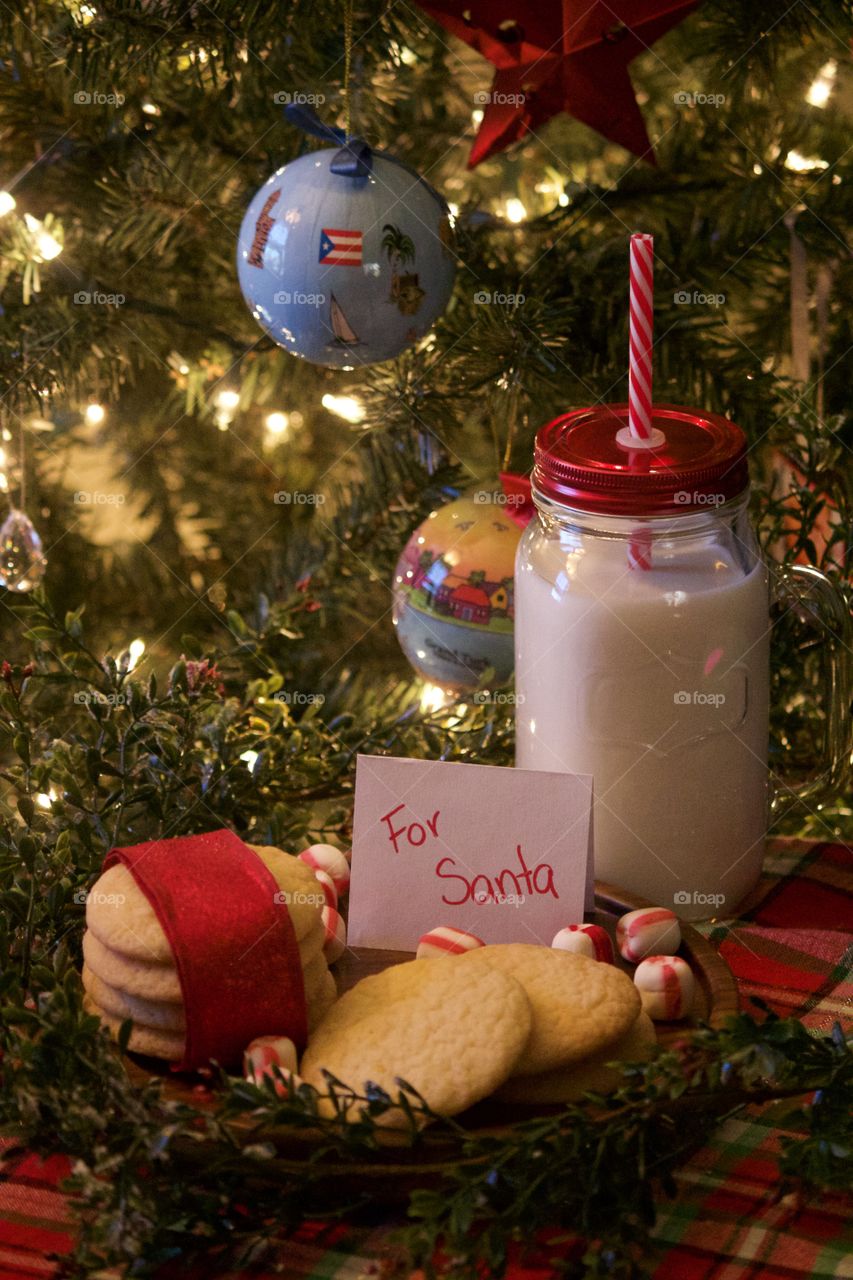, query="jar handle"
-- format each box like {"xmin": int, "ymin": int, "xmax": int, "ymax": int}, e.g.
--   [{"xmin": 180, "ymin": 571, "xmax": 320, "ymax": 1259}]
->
[{"xmin": 770, "ymin": 563, "xmax": 852, "ymax": 817}]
